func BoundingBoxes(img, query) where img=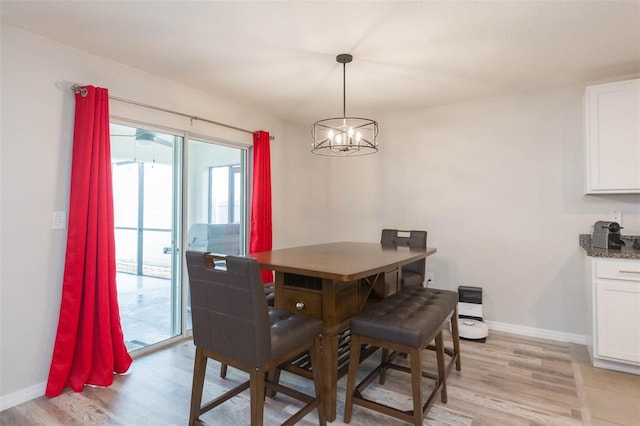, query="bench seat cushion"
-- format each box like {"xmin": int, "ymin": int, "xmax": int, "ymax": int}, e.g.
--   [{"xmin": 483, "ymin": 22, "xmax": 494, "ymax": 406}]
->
[
  {"xmin": 269, "ymin": 308, "xmax": 322, "ymax": 360},
  {"xmin": 350, "ymin": 287, "xmax": 457, "ymax": 348}
]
